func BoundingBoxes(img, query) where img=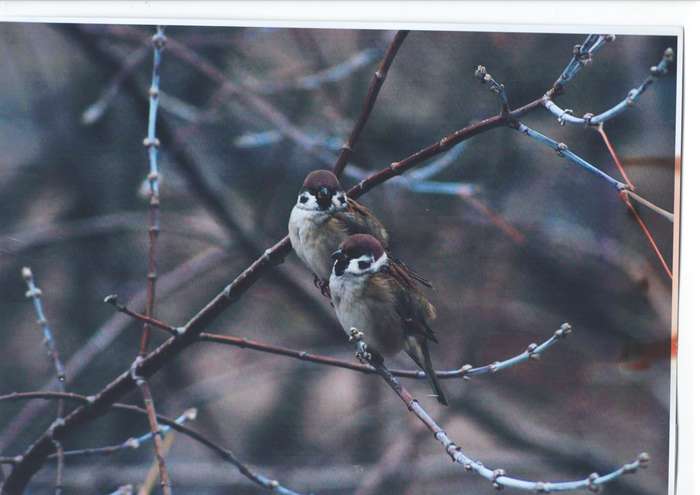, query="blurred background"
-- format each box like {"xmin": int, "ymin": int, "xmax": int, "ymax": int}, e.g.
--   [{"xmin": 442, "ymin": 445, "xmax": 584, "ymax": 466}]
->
[{"xmin": 0, "ymin": 24, "xmax": 677, "ymax": 494}]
